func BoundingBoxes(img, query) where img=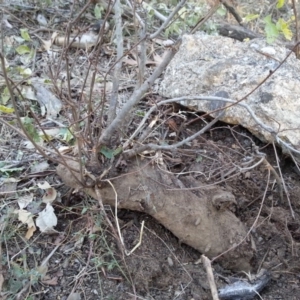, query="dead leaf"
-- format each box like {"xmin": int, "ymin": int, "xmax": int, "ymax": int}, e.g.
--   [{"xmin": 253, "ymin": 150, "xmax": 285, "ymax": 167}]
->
[
  {"xmin": 4, "ymin": 18, "xmax": 13, "ymax": 29},
  {"xmin": 38, "ymin": 181, "xmax": 52, "ymax": 189},
  {"xmin": 244, "ymin": 172, "xmax": 251, "ymax": 179},
  {"xmin": 21, "ymin": 85, "xmax": 37, "ymax": 100},
  {"xmin": 39, "ymin": 128, "xmax": 61, "ymax": 139},
  {"xmin": 42, "ymin": 32, "xmax": 58, "ymax": 51},
  {"xmin": 153, "ymin": 53, "xmax": 163, "ymax": 64},
  {"xmin": 36, "ymin": 203, "xmax": 57, "ymax": 233},
  {"xmin": 67, "ymin": 292, "xmax": 81, "ymax": 300},
  {"xmin": 41, "ymin": 276, "xmax": 58, "ymax": 285},
  {"xmin": 165, "ymin": 118, "xmax": 178, "ymax": 132},
  {"xmin": 149, "ymin": 115, "xmax": 159, "ymax": 128},
  {"xmin": 123, "ymin": 58, "xmax": 138, "ymax": 66},
  {"xmin": 15, "ymin": 209, "xmax": 37, "ymax": 240},
  {"xmin": 25, "ymin": 225, "xmax": 36, "ymax": 240},
  {"xmin": 24, "ymin": 140, "xmax": 44, "ymax": 149},
  {"xmin": 31, "ymin": 81, "xmax": 62, "ymax": 118},
  {"xmin": 30, "ymin": 161, "xmax": 49, "ymax": 173},
  {"xmin": 37, "ymin": 264, "xmax": 48, "ymax": 279},
  {"xmin": 232, "ymin": 144, "xmax": 240, "ymax": 149},
  {"xmin": 58, "ymin": 146, "xmax": 73, "ymax": 154},
  {"xmin": 16, "ymin": 209, "xmax": 35, "ymax": 227},
  {"xmin": 18, "ymin": 193, "xmax": 34, "ymax": 209}
]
